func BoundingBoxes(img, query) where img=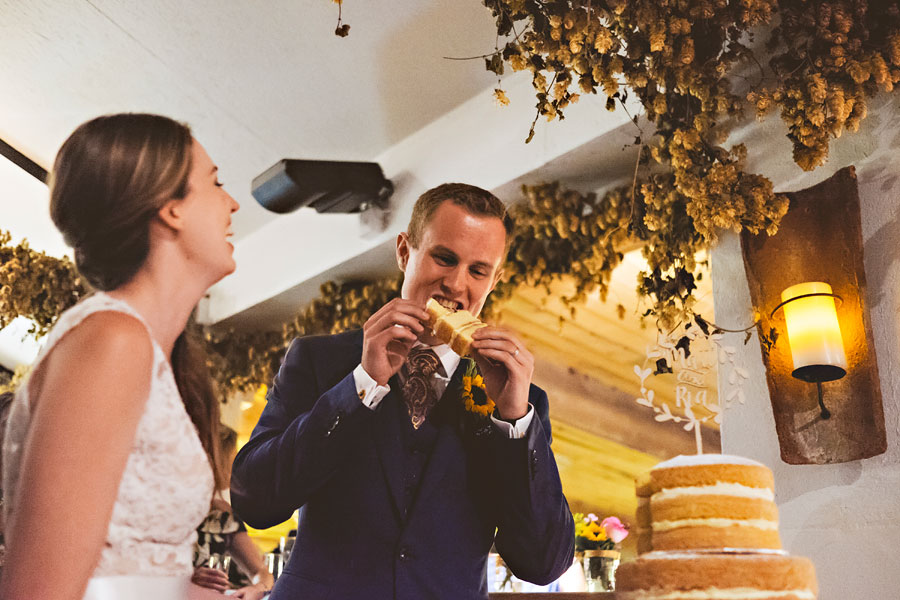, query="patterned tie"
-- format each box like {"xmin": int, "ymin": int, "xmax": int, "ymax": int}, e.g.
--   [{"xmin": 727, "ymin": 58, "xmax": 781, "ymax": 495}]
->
[{"xmin": 398, "ymin": 347, "xmax": 444, "ymax": 429}]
